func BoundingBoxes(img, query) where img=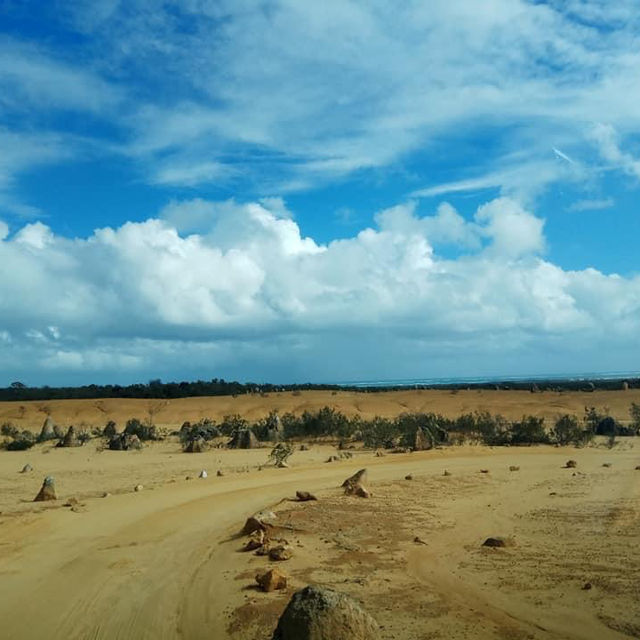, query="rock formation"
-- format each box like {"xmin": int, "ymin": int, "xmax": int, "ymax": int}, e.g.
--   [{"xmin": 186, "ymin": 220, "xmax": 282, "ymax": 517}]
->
[
  {"xmin": 38, "ymin": 416, "xmax": 56, "ymax": 441},
  {"xmin": 228, "ymin": 428, "xmax": 260, "ymax": 449},
  {"xmin": 58, "ymin": 426, "xmax": 82, "ymax": 448},
  {"xmin": 342, "ymin": 469, "xmax": 370, "ymax": 498},
  {"xmin": 271, "ymin": 585, "xmax": 381, "ymax": 640},
  {"xmin": 34, "ymin": 476, "xmax": 57, "ymax": 502}
]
